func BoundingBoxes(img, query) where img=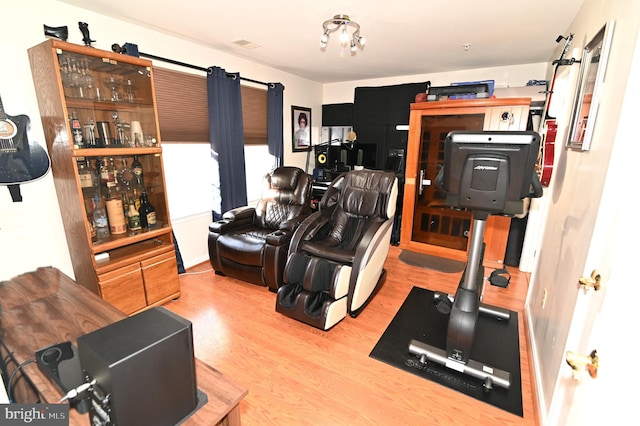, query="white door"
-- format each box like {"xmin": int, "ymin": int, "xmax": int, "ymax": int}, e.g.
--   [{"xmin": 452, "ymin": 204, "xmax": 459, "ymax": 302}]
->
[
  {"xmin": 562, "ymin": 22, "xmax": 640, "ymax": 425},
  {"xmin": 531, "ymin": 15, "xmax": 640, "ymax": 425}
]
